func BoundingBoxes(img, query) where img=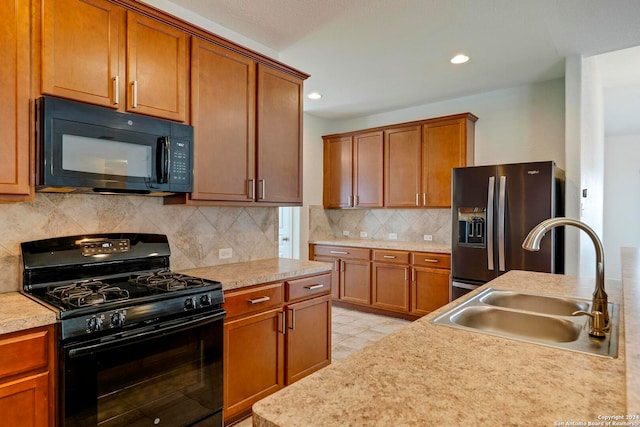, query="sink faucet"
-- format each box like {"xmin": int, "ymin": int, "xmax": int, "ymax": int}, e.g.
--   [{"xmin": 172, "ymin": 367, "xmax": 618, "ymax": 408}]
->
[{"xmin": 522, "ymin": 217, "xmax": 609, "ymax": 327}]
